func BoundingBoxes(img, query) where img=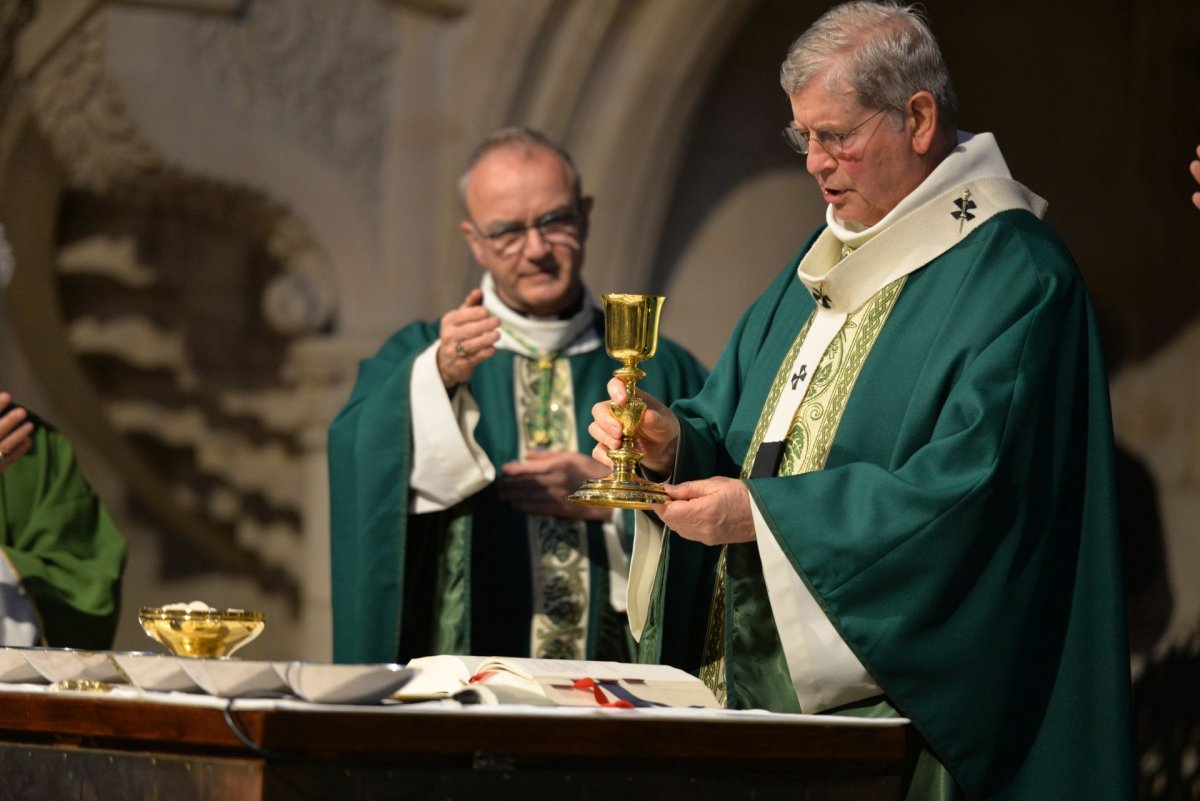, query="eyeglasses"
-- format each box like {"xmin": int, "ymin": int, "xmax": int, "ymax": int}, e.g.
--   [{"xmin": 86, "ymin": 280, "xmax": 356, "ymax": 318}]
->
[
  {"xmin": 470, "ymin": 207, "xmax": 583, "ymax": 258},
  {"xmin": 781, "ymin": 107, "xmax": 889, "ymax": 157}
]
